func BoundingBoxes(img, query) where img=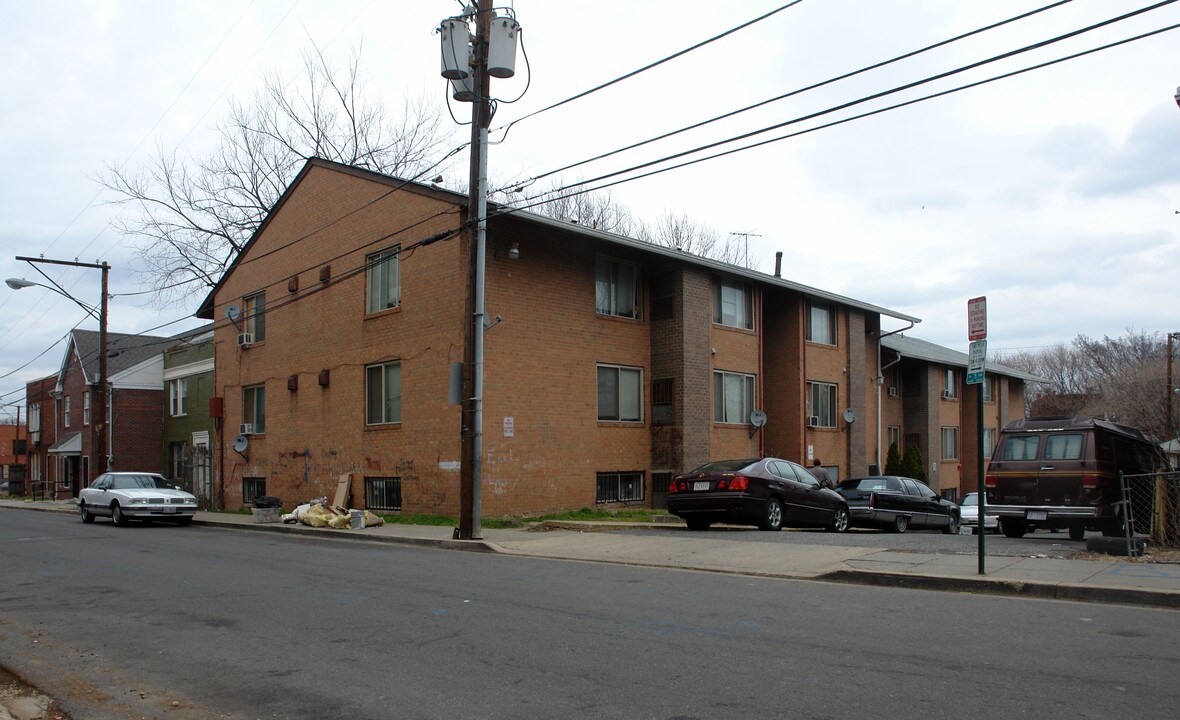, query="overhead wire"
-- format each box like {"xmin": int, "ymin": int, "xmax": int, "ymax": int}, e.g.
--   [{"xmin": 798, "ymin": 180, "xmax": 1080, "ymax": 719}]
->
[{"xmin": 502, "ymin": 1, "xmax": 1179, "ymax": 212}]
